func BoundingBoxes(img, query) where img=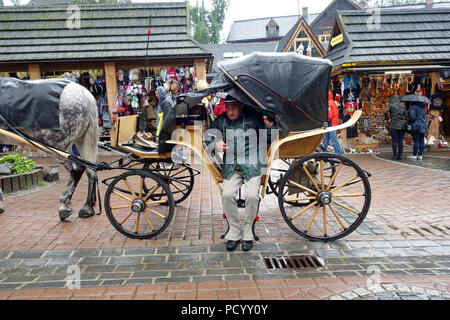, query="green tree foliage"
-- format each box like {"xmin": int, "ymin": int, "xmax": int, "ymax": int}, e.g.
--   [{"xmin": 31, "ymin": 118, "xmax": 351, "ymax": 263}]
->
[
  {"xmin": 191, "ymin": 0, "xmax": 229, "ymax": 44},
  {"xmin": 208, "ymin": 0, "xmax": 229, "ymax": 44}
]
